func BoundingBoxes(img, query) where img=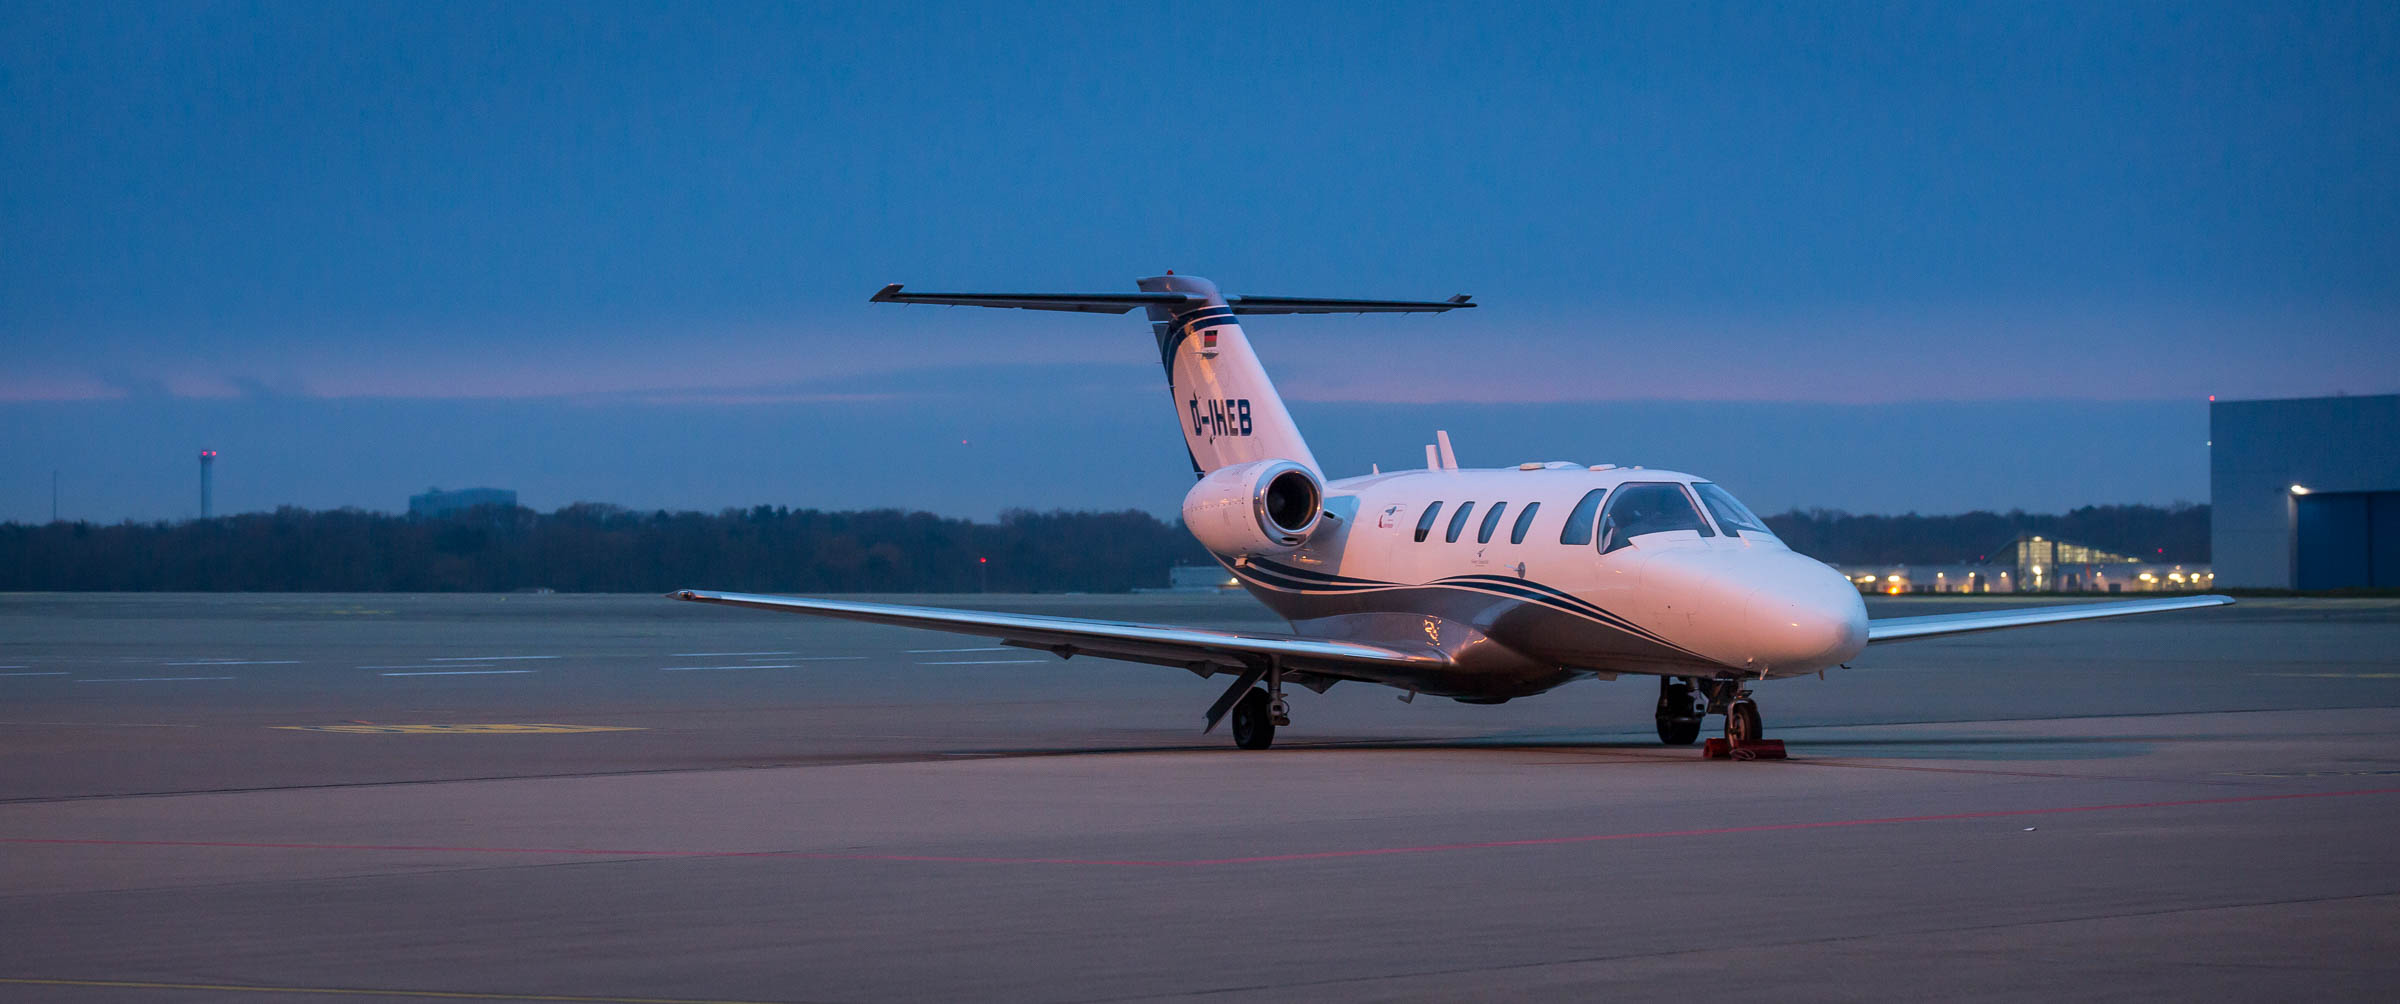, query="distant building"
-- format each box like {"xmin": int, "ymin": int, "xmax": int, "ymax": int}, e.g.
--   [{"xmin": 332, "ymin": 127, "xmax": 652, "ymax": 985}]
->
[
  {"xmin": 408, "ymin": 487, "xmax": 518, "ymax": 517},
  {"xmin": 1166, "ymin": 565, "xmax": 1239, "ymax": 591},
  {"xmin": 2007, "ymin": 535, "xmax": 2145, "ymax": 592},
  {"xmin": 2211, "ymin": 394, "xmax": 2400, "ymax": 589}
]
